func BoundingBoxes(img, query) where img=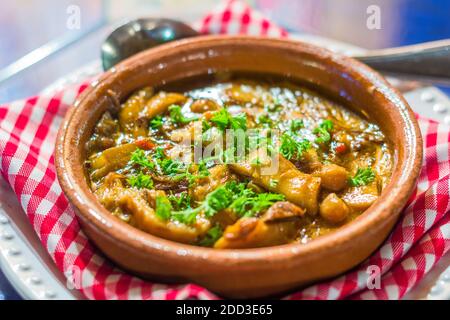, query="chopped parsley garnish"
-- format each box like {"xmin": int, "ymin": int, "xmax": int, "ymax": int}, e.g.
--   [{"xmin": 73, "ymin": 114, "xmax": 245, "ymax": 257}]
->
[
  {"xmin": 257, "ymin": 114, "xmax": 273, "ymax": 126},
  {"xmin": 229, "ymin": 185, "xmax": 285, "ymax": 217},
  {"xmin": 155, "ymin": 195, "xmax": 172, "ymax": 221},
  {"xmin": 158, "ymin": 181, "xmax": 284, "ymax": 225},
  {"xmin": 130, "ymin": 149, "xmax": 155, "ymax": 170},
  {"xmin": 168, "ymin": 192, "xmax": 191, "ymax": 211},
  {"xmin": 279, "ymin": 132, "xmax": 311, "ymax": 160},
  {"xmin": 349, "ymin": 167, "xmax": 375, "ymax": 187},
  {"xmin": 199, "ymin": 225, "xmax": 223, "ymax": 247},
  {"xmin": 210, "ymin": 108, "xmax": 247, "ymax": 131},
  {"xmin": 290, "ymin": 119, "xmax": 304, "ymax": 131},
  {"xmin": 127, "ymin": 172, "xmax": 154, "ymax": 189},
  {"xmin": 197, "ymin": 160, "xmax": 210, "ymax": 178},
  {"xmin": 153, "ymin": 146, "xmax": 166, "ymax": 159},
  {"xmin": 160, "ymin": 157, "xmax": 184, "ymax": 176},
  {"xmin": 313, "ymin": 119, "xmax": 334, "ymax": 144},
  {"xmin": 169, "ymin": 105, "xmax": 199, "ymax": 124},
  {"xmin": 202, "ymin": 118, "xmax": 211, "ymax": 132},
  {"xmin": 130, "ymin": 147, "xmax": 208, "ymax": 186},
  {"xmin": 149, "ymin": 115, "xmax": 163, "ymax": 129}
]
